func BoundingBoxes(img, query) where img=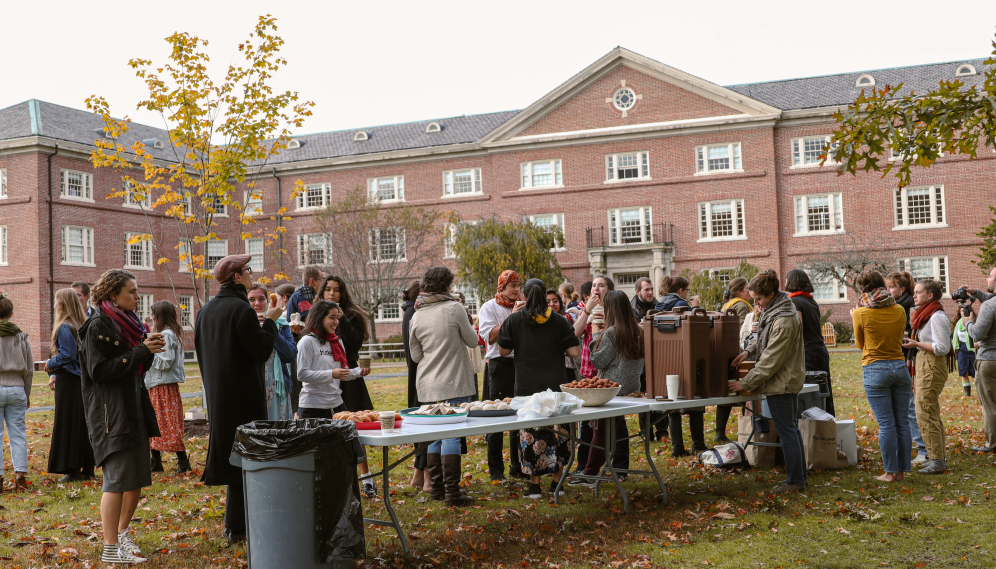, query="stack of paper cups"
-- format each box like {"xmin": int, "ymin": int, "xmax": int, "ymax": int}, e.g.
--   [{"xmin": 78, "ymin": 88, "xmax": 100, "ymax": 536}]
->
[{"xmin": 666, "ymin": 375, "xmax": 680, "ymax": 401}]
